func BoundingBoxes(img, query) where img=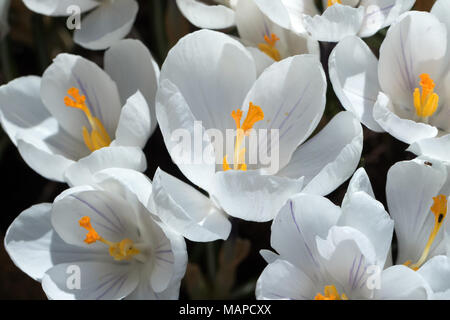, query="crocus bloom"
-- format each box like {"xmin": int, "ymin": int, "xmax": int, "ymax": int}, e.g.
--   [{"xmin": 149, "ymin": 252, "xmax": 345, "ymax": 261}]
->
[
  {"xmin": 4, "ymin": 168, "xmax": 187, "ymax": 300},
  {"xmin": 280, "ymin": 0, "xmax": 416, "ymax": 42},
  {"xmin": 256, "ymin": 168, "xmax": 430, "ymax": 300},
  {"xmin": 0, "ymin": 39, "xmax": 159, "ymax": 186},
  {"xmin": 22, "ymin": 0, "xmax": 138, "ymax": 50},
  {"xmin": 329, "ymin": 3, "xmax": 450, "ymax": 143},
  {"xmin": 386, "ymin": 157, "xmax": 450, "ymax": 298},
  {"xmin": 177, "ymin": 0, "xmax": 319, "ymax": 73},
  {"xmin": 156, "ymin": 29, "xmax": 363, "ymax": 223}
]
